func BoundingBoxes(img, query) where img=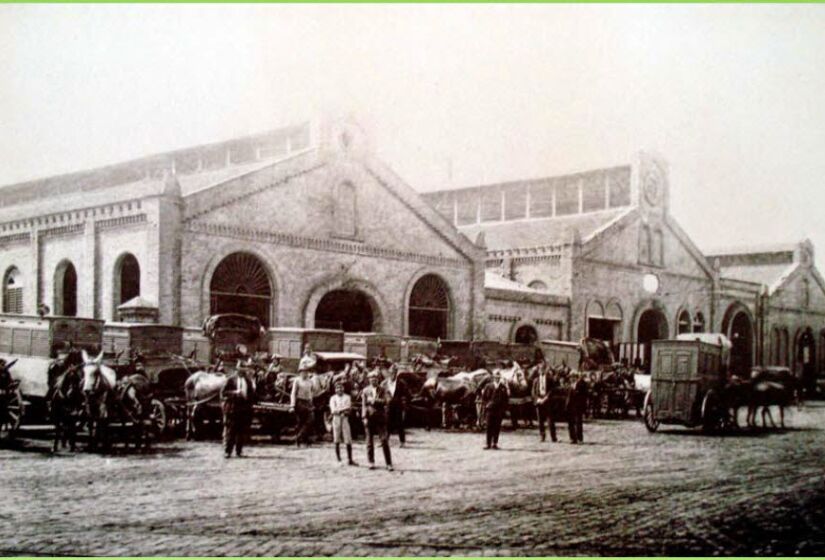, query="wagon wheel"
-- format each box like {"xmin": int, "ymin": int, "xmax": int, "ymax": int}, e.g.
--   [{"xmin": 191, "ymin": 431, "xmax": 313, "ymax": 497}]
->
[
  {"xmin": 0, "ymin": 387, "xmax": 25, "ymax": 440},
  {"xmin": 643, "ymin": 391, "xmax": 659, "ymax": 433},
  {"xmin": 701, "ymin": 390, "xmax": 723, "ymax": 434},
  {"xmin": 149, "ymin": 399, "xmax": 167, "ymax": 437}
]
